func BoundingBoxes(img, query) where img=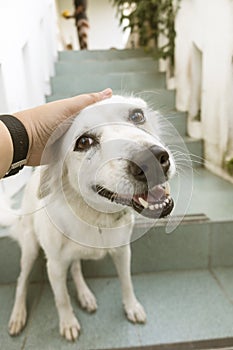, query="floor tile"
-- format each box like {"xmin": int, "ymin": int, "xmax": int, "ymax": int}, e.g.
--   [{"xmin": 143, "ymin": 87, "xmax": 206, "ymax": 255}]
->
[
  {"xmin": 212, "ymin": 267, "xmax": 233, "ymax": 303},
  {"xmin": 23, "ymin": 278, "xmax": 140, "ymax": 350},
  {"xmin": 0, "ymin": 282, "xmax": 43, "ymax": 350},
  {"xmin": 2, "ymin": 270, "xmax": 232, "ymax": 350},
  {"xmin": 134, "ymin": 270, "xmax": 233, "ymax": 346}
]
